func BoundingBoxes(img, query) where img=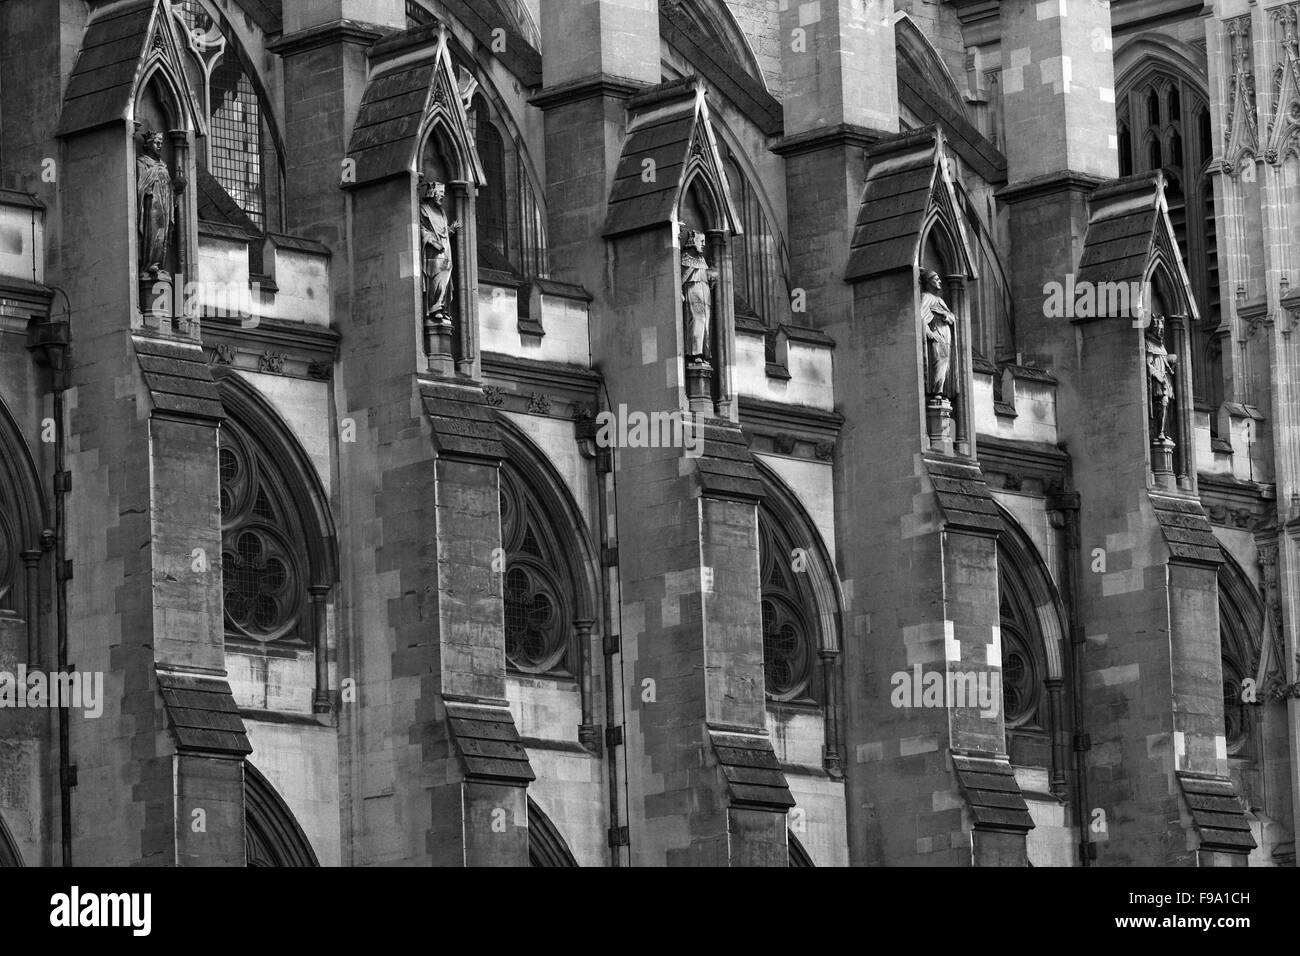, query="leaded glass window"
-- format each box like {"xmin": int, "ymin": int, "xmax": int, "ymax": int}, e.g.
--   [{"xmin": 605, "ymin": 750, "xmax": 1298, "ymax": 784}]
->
[
  {"xmin": 758, "ymin": 511, "xmax": 817, "ymax": 702},
  {"xmin": 219, "ymin": 423, "xmax": 305, "ymax": 643},
  {"xmin": 499, "ymin": 464, "xmax": 572, "ymax": 675}
]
